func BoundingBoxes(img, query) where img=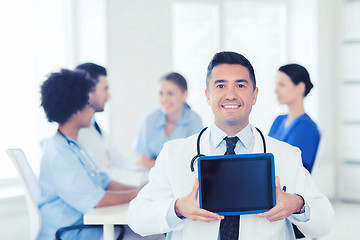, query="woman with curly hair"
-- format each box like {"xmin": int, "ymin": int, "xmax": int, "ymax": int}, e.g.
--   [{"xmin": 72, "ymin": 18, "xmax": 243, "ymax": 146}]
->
[{"xmin": 38, "ymin": 69, "xmax": 143, "ymax": 240}]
